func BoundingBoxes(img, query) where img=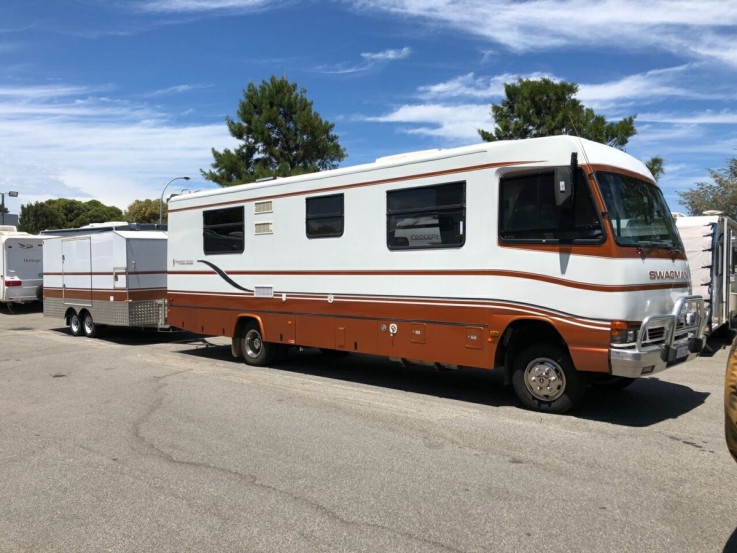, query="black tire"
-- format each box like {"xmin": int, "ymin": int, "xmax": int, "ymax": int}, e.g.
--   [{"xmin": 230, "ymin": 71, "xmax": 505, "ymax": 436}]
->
[
  {"xmin": 240, "ymin": 322, "xmax": 275, "ymax": 367},
  {"xmin": 511, "ymin": 343, "xmax": 584, "ymax": 413},
  {"xmin": 69, "ymin": 311, "xmax": 83, "ymax": 337},
  {"xmin": 82, "ymin": 311, "xmax": 97, "ymax": 338}
]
